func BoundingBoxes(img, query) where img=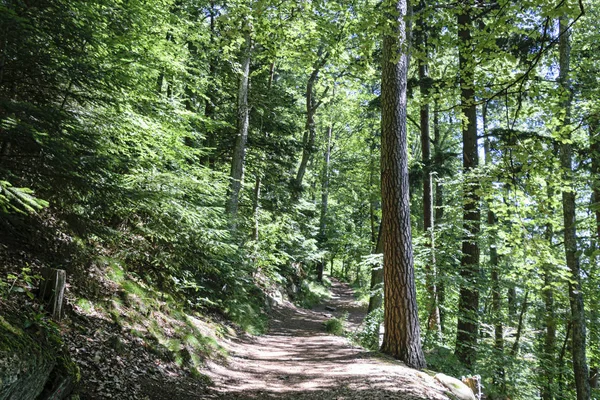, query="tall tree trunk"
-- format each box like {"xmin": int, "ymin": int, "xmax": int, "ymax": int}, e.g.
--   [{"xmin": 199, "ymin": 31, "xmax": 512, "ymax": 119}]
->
[
  {"xmin": 485, "ymin": 122, "xmax": 506, "ymax": 395},
  {"xmin": 557, "ymin": 16, "xmax": 590, "ymax": 400},
  {"xmin": 455, "ymin": 0, "xmax": 480, "ymax": 369},
  {"xmin": 226, "ymin": 29, "xmax": 252, "ymax": 224},
  {"xmin": 203, "ymin": 2, "xmax": 217, "ymax": 168},
  {"xmin": 433, "ymin": 99, "xmax": 446, "ymax": 333},
  {"xmin": 316, "ymin": 122, "xmax": 333, "ymax": 282},
  {"xmin": 293, "ymin": 51, "xmax": 328, "ymax": 200},
  {"xmin": 589, "ymin": 116, "xmax": 600, "ymax": 389},
  {"xmin": 542, "ymin": 182, "xmax": 557, "ymax": 400},
  {"xmin": 252, "ymin": 61, "xmax": 276, "ymax": 241},
  {"xmin": 417, "ymin": 2, "xmax": 440, "ymax": 341},
  {"xmin": 379, "ymin": 0, "xmax": 426, "ymax": 370}
]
